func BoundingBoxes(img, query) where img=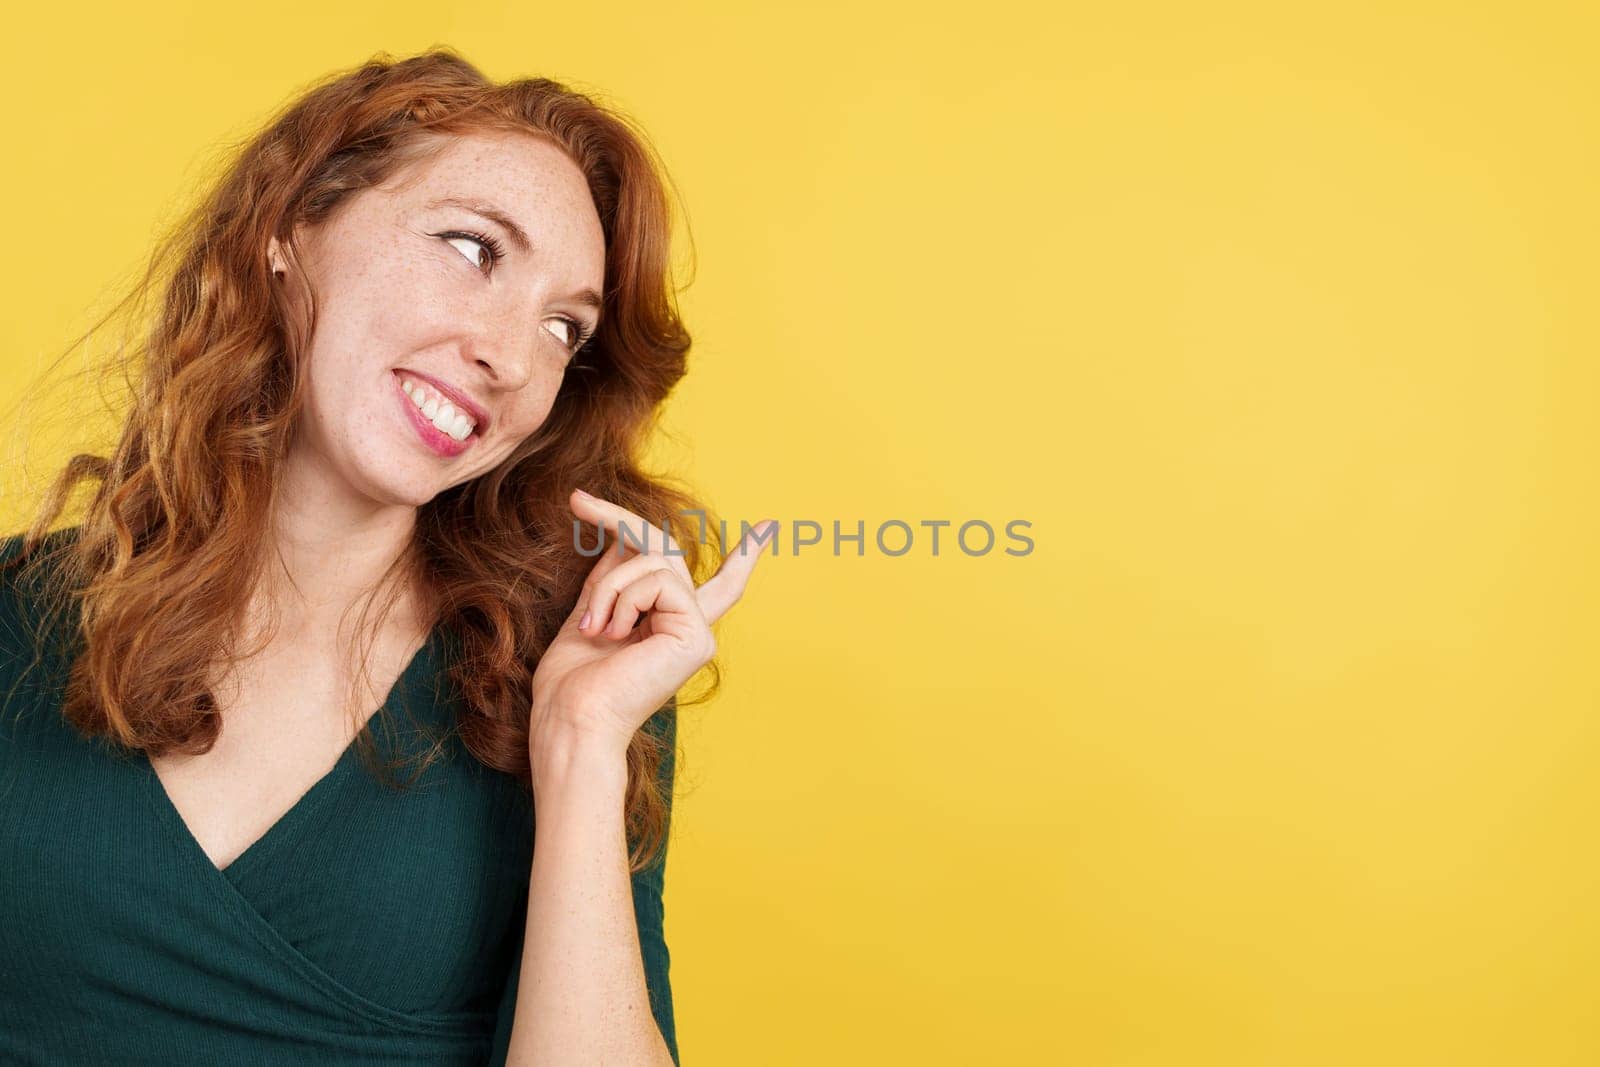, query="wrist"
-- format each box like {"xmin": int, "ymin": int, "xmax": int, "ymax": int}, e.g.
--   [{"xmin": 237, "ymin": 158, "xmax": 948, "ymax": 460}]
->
[{"xmin": 529, "ymin": 715, "xmax": 630, "ymax": 801}]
